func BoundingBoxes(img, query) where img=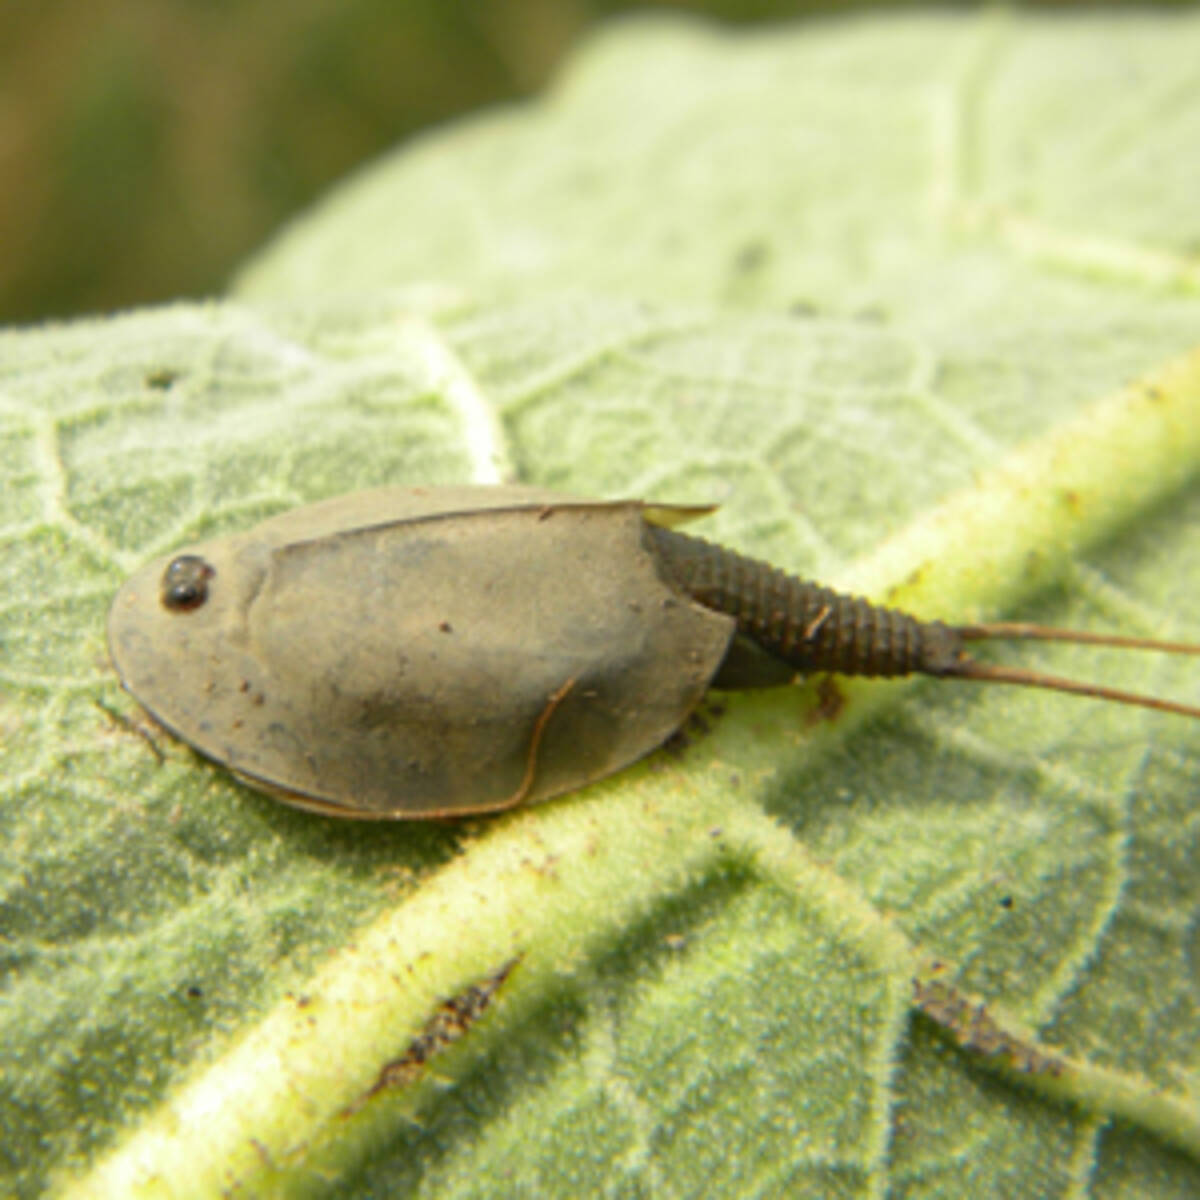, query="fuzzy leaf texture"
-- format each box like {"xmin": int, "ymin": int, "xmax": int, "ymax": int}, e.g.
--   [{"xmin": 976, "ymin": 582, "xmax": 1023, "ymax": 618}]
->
[{"xmin": 3, "ymin": 10, "xmax": 1200, "ymax": 1199}]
